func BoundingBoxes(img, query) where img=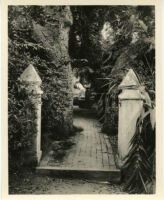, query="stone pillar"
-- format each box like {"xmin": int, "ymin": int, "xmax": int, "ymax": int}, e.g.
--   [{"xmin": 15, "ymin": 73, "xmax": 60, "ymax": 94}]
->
[
  {"xmin": 19, "ymin": 64, "xmax": 43, "ymax": 165},
  {"xmin": 118, "ymin": 69, "xmax": 145, "ymax": 166}
]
